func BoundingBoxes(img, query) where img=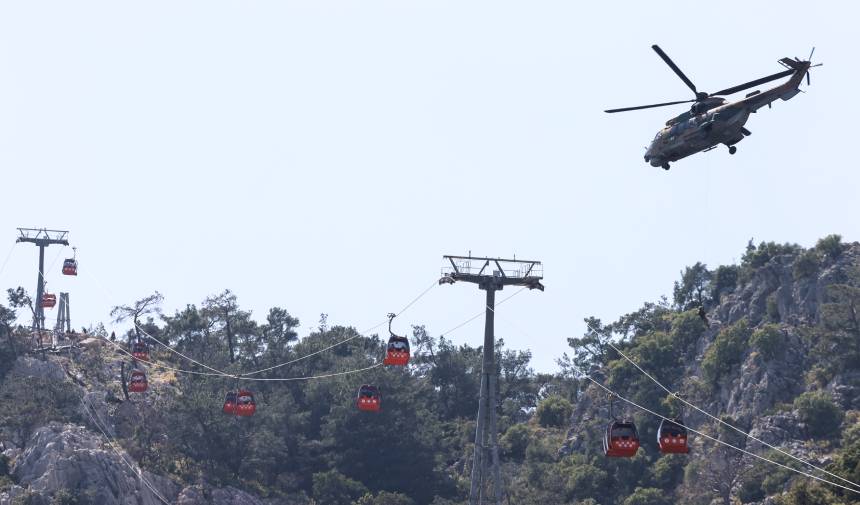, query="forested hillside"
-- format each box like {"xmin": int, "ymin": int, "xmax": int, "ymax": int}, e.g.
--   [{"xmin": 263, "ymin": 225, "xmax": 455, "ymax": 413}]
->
[{"xmin": 0, "ymin": 235, "xmax": 859, "ymax": 505}]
